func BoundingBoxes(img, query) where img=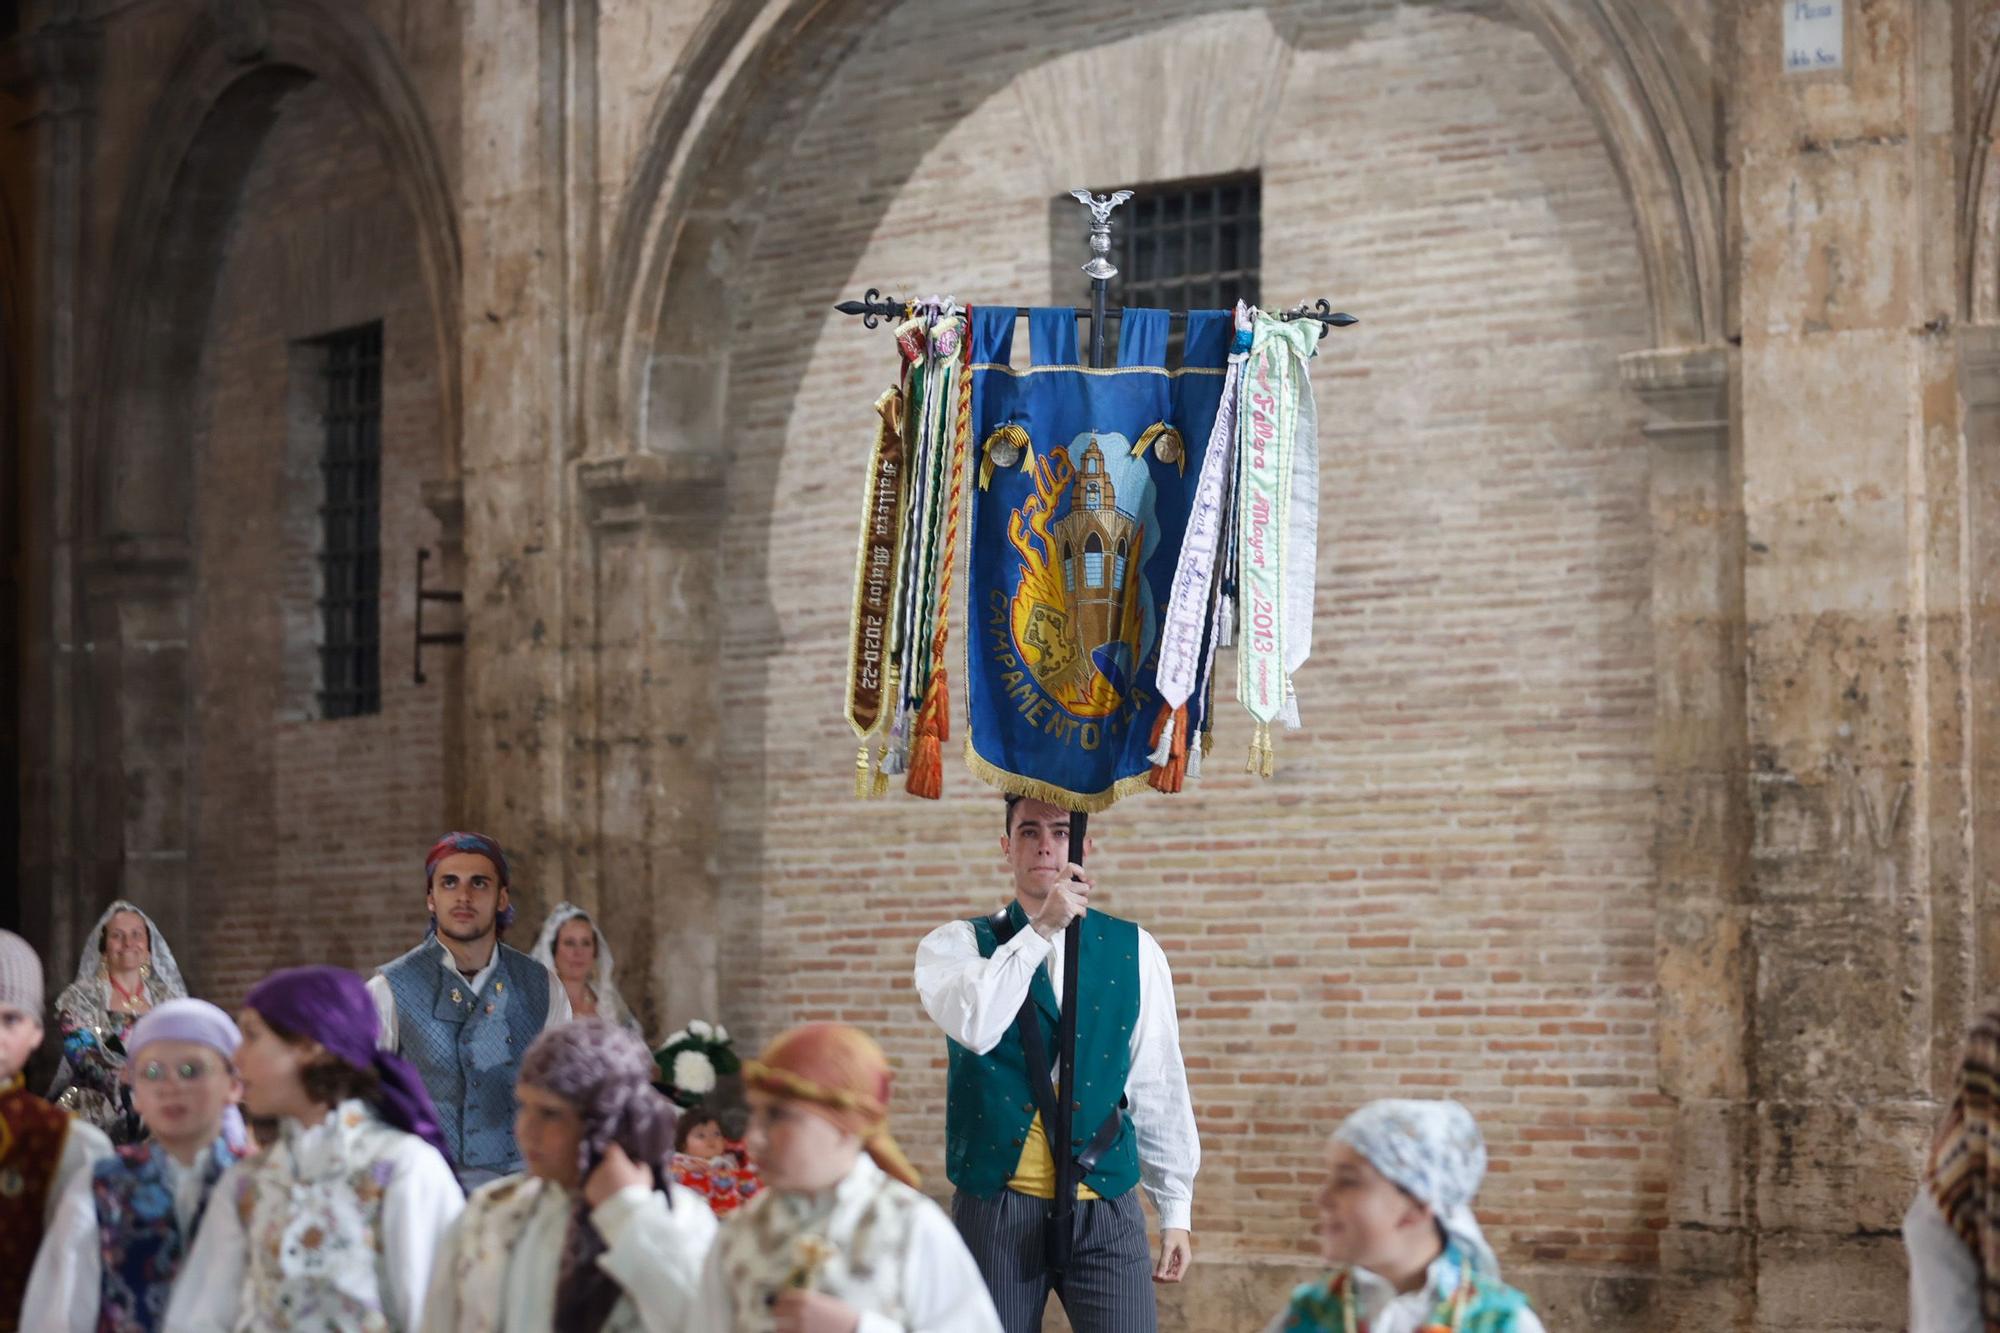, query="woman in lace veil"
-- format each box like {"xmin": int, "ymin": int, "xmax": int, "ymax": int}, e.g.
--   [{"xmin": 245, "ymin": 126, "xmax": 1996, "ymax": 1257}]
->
[
  {"xmin": 529, "ymin": 902, "xmax": 643, "ymax": 1037},
  {"xmin": 48, "ymin": 900, "xmax": 187, "ymax": 1142}
]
